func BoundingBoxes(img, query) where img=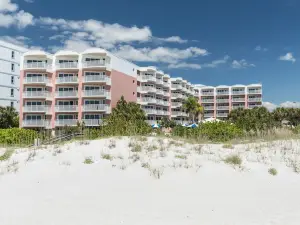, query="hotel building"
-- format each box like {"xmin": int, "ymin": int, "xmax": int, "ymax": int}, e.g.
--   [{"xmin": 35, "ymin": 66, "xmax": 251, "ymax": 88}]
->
[{"xmin": 19, "ymin": 48, "xmax": 262, "ymax": 129}]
